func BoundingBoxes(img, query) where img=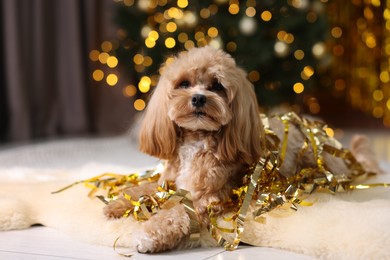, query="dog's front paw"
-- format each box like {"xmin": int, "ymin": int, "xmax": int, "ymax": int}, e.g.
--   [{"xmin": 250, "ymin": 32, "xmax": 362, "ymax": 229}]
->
[
  {"xmin": 136, "ymin": 204, "xmax": 191, "ymax": 253},
  {"xmin": 136, "ymin": 231, "xmax": 159, "ymax": 253},
  {"xmin": 103, "ymin": 198, "xmax": 132, "ymax": 219},
  {"xmin": 195, "ymin": 194, "xmax": 225, "ymax": 216}
]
